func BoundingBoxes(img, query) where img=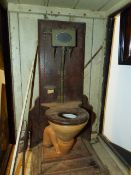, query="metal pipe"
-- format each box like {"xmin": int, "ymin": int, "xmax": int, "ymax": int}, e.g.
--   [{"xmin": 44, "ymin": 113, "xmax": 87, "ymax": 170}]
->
[{"xmin": 60, "ymin": 47, "xmax": 65, "ymax": 103}]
